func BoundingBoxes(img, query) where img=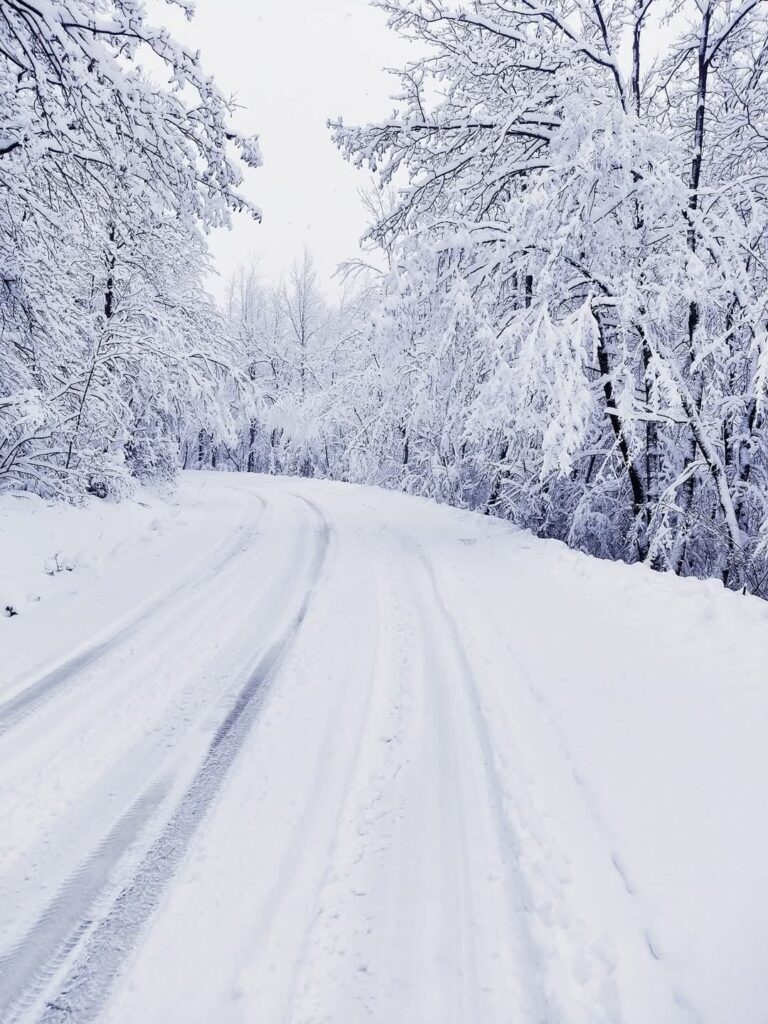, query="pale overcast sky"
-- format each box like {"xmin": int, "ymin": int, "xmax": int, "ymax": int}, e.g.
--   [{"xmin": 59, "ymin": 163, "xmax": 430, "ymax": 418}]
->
[{"xmin": 160, "ymin": 1, "xmax": 408, "ymax": 297}]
